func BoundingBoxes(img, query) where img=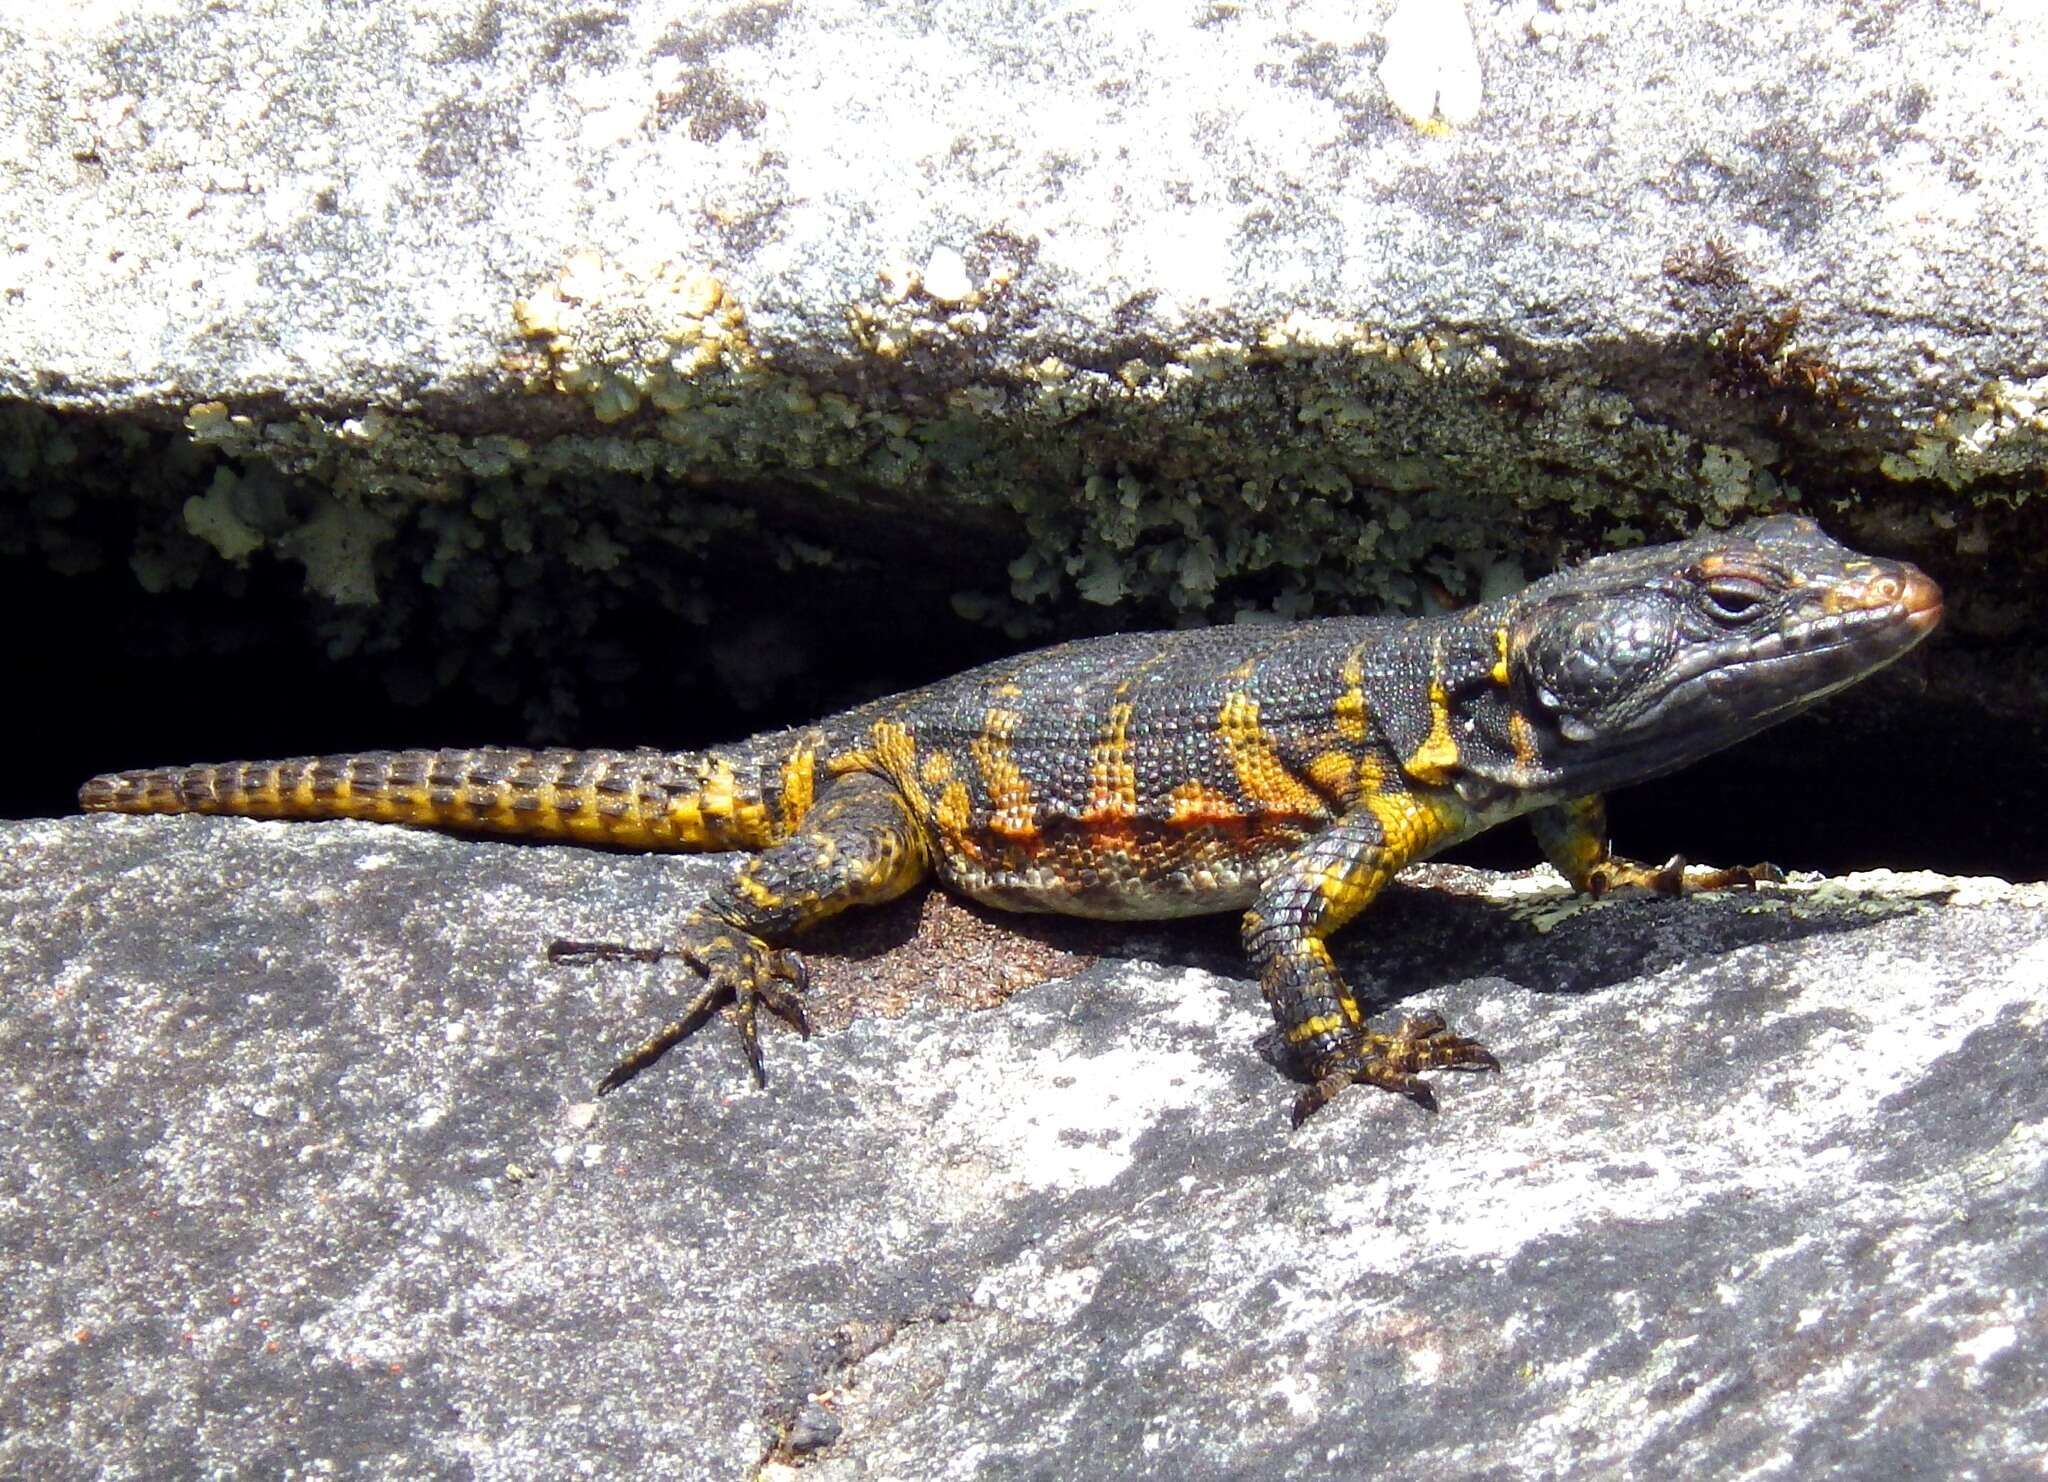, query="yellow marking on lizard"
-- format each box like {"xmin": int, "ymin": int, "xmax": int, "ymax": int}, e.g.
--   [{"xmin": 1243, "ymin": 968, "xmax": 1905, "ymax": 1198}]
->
[
  {"xmin": 1307, "ymin": 749, "xmax": 1357, "ymax": 800},
  {"xmin": 777, "ymin": 743, "xmax": 818, "ymax": 837},
  {"xmin": 935, "ymin": 780, "xmax": 974, "ymax": 836},
  {"xmin": 1491, "ymin": 625, "xmax": 1511, "ymax": 686},
  {"xmin": 1359, "ymin": 787, "xmax": 1467, "ymax": 873},
  {"xmin": 1218, "ymin": 692, "xmax": 1327, "ymax": 819},
  {"xmin": 1287, "ymin": 1012, "xmax": 1348, "ymax": 1045},
  {"xmin": 1334, "ymin": 649, "xmax": 1369, "ymax": 743},
  {"xmin": 659, "ymin": 756, "xmax": 774, "ymax": 850},
  {"xmin": 1311, "ymin": 857, "xmax": 1368, "ymax": 907},
  {"xmin": 1508, "ymin": 707, "xmax": 1540, "ymax": 779},
  {"xmin": 919, "ymin": 751, "xmax": 955, "ymax": 788},
  {"xmin": 1165, "ymin": 780, "xmax": 1245, "ymax": 827},
  {"xmin": 867, "ymin": 721, "xmax": 925, "ymax": 801},
  {"xmin": 1083, "ymin": 701, "xmax": 1139, "ymax": 826},
  {"xmin": 1401, "ymin": 672, "xmax": 1462, "ymax": 787},
  {"xmin": 867, "ymin": 721, "xmax": 914, "ymax": 775},
  {"xmin": 969, "ymin": 707, "xmax": 1040, "ymax": 842}
]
